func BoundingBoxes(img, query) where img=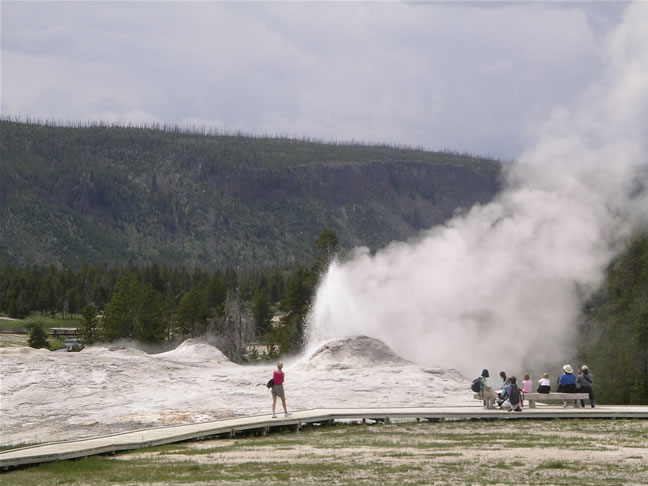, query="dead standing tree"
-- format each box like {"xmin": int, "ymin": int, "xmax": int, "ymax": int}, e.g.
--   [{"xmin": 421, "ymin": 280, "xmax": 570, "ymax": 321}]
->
[{"xmin": 208, "ymin": 289, "xmax": 255, "ymax": 362}]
